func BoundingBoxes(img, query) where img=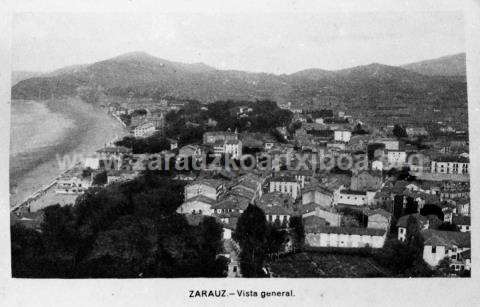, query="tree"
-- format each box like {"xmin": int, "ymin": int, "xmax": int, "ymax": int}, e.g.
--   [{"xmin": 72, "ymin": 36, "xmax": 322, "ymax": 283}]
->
[
  {"xmin": 289, "ymin": 216, "xmax": 305, "ymax": 252},
  {"xmin": 420, "ymin": 204, "xmax": 444, "ymax": 220},
  {"xmin": 438, "ymin": 222, "xmax": 459, "ymax": 231},
  {"xmin": 393, "ymin": 124, "xmax": 408, "ymax": 139},
  {"xmin": 404, "ymin": 197, "xmax": 418, "ymax": 215},
  {"xmin": 233, "ymin": 205, "xmax": 268, "ymax": 277},
  {"xmin": 92, "ymin": 171, "xmax": 108, "ymax": 186},
  {"xmin": 352, "ymin": 123, "xmax": 368, "ymax": 135}
]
